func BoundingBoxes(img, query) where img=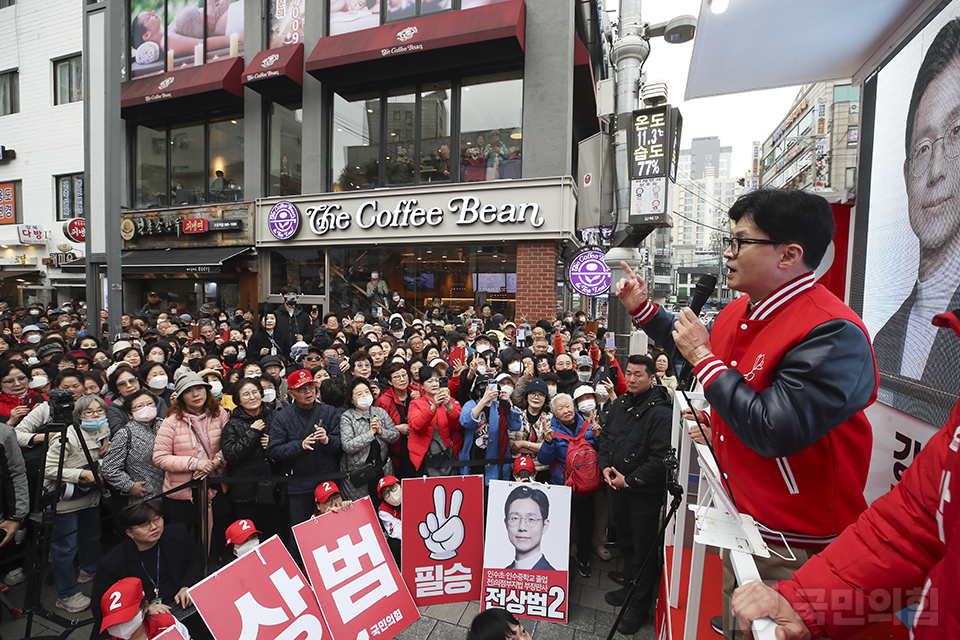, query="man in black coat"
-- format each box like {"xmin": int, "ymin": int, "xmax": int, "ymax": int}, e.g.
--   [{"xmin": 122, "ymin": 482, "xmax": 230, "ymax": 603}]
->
[
  {"xmin": 274, "ymin": 286, "xmax": 313, "ymax": 358},
  {"xmin": 597, "ymin": 354, "xmax": 672, "ymax": 635},
  {"xmin": 91, "ymin": 500, "xmax": 206, "ymax": 639}
]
